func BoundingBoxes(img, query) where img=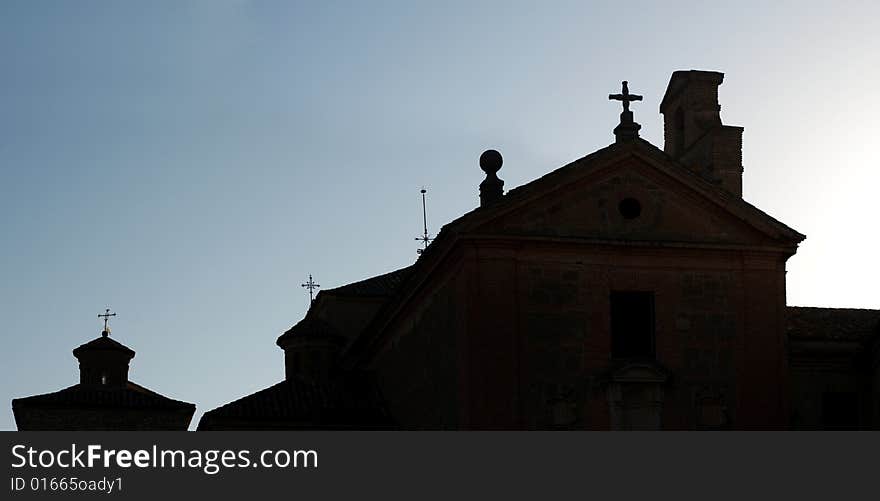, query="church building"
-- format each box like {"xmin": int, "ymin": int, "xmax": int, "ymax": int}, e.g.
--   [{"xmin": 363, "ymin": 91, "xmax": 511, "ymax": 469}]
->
[
  {"xmin": 198, "ymin": 70, "xmax": 880, "ymax": 430},
  {"xmin": 12, "ymin": 310, "xmax": 196, "ymax": 430}
]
